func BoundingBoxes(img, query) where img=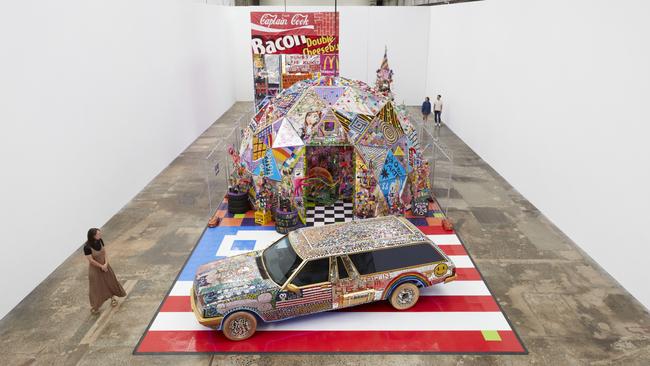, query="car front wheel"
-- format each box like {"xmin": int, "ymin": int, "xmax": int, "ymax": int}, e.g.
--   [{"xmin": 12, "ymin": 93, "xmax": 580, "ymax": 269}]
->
[
  {"xmin": 389, "ymin": 282, "xmax": 420, "ymax": 310},
  {"xmin": 222, "ymin": 311, "xmax": 257, "ymax": 341}
]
